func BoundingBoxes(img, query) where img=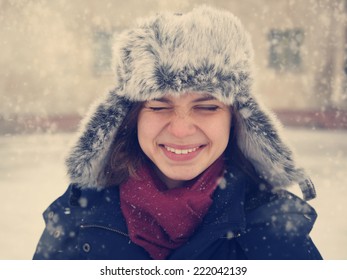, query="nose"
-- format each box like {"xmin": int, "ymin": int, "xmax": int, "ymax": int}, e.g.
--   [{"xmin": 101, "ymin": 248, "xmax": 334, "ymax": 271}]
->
[{"xmin": 166, "ymin": 111, "xmax": 197, "ymax": 139}]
